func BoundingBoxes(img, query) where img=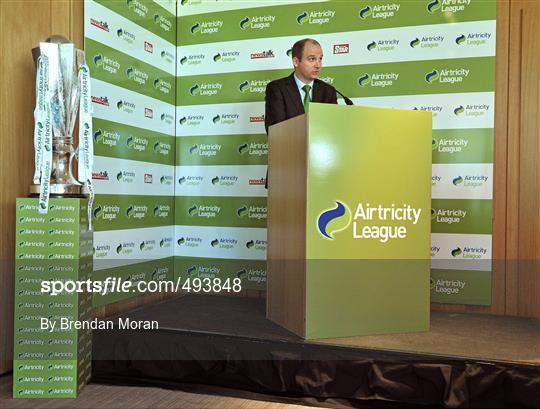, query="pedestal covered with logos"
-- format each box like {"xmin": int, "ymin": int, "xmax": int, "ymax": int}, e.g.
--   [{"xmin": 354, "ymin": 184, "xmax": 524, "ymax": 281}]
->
[
  {"xmin": 267, "ymin": 103, "xmax": 432, "ymax": 339},
  {"xmin": 14, "ymin": 198, "xmax": 93, "ymax": 398}
]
